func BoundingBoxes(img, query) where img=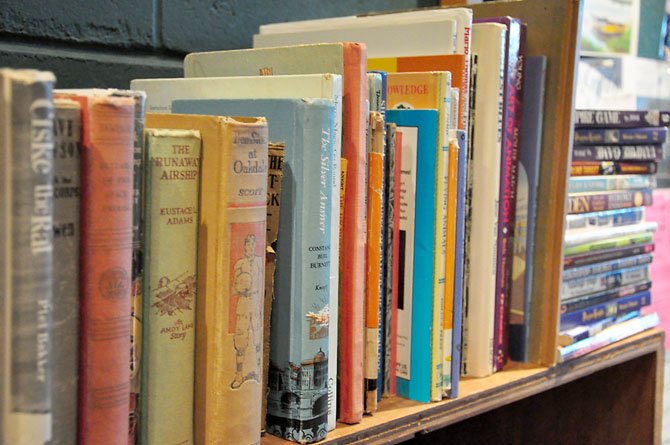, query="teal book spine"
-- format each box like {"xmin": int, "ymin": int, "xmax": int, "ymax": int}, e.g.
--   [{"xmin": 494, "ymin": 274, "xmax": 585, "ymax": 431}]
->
[
  {"xmin": 173, "ymin": 97, "xmax": 335, "ymax": 443},
  {"xmin": 140, "ymin": 129, "xmax": 201, "ymax": 445},
  {"xmin": 386, "ymin": 109, "xmax": 439, "ymax": 404}
]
